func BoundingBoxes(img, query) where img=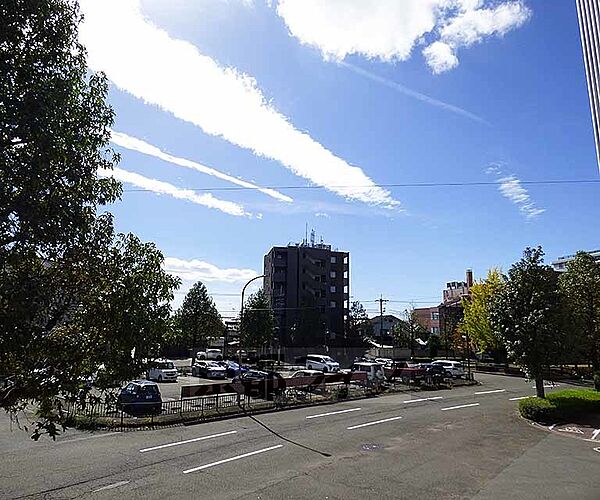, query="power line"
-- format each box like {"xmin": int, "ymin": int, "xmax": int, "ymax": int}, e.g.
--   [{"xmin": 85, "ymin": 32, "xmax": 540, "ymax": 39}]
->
[{"xmin": 122, "ymin": 178, "xmax": 600, "ymax": 193}]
